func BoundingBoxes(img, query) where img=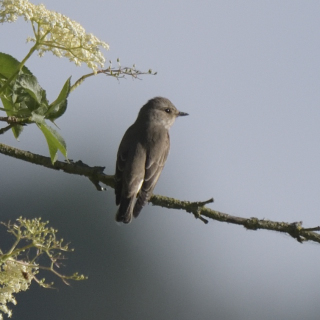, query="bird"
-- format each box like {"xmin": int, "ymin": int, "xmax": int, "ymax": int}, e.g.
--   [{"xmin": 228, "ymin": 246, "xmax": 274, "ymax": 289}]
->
[{"xmin": 114, "ymin": 97, "xmax": 188, "ymax": 223}]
